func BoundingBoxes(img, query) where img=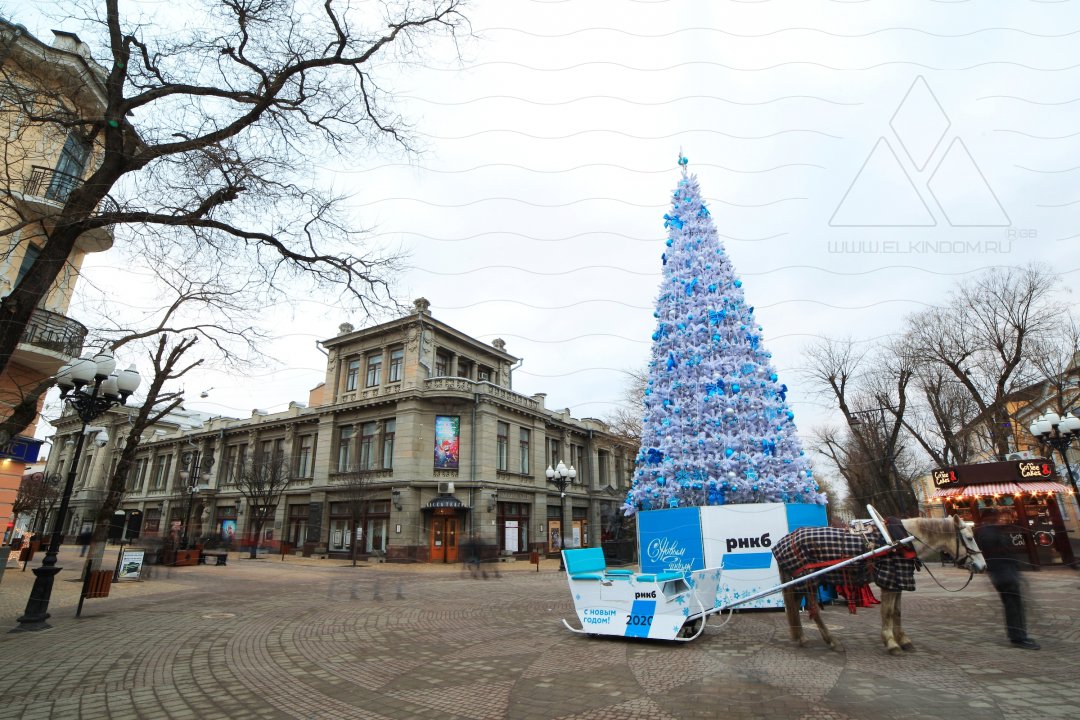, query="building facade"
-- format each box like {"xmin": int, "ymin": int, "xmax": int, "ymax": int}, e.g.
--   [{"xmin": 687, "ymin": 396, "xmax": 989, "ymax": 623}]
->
[
  {"xmin": 53, "ymin": 300, "xmax": 638, "ymax": 562},
  {"xmin": 1, "ymin": 22, "xmax": 113, "ymax": 541}
]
